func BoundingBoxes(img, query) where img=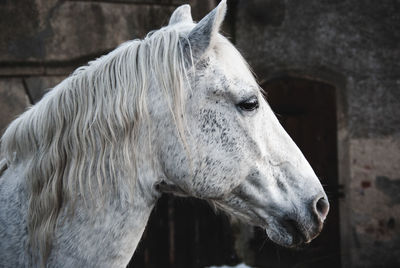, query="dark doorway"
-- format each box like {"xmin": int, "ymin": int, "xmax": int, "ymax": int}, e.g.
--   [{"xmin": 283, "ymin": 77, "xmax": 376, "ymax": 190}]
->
[
  {"xmin": 247, "ymin": 76, "xmax": 341, "ymax": 268},
  {"xmin": 128, "ymin": 195, "xmax": 239, "ymax": 268}
]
